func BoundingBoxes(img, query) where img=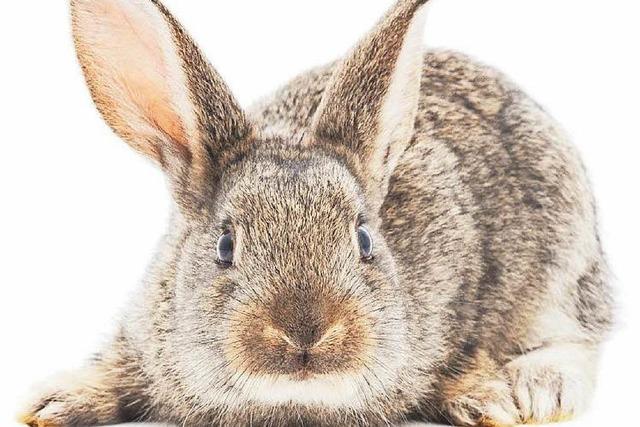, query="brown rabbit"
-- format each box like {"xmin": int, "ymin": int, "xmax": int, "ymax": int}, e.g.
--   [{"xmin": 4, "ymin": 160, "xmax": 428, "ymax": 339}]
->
[{"xmin": 20, "ymin": 0, "xmax": 612, "ymax": 426}]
